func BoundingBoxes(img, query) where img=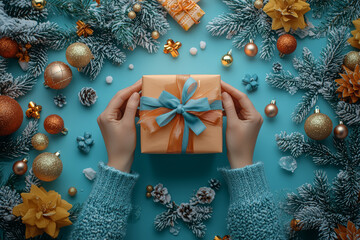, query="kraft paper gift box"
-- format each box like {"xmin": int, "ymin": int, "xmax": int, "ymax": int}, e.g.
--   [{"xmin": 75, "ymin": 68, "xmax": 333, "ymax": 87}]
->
[
  {"xmin": 139, "ymin": 75, "xmax": 223, "ymax": 154},
  {"xmin": 157, "ymin": 0, "xmax": 205, "ymax": 31}
]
